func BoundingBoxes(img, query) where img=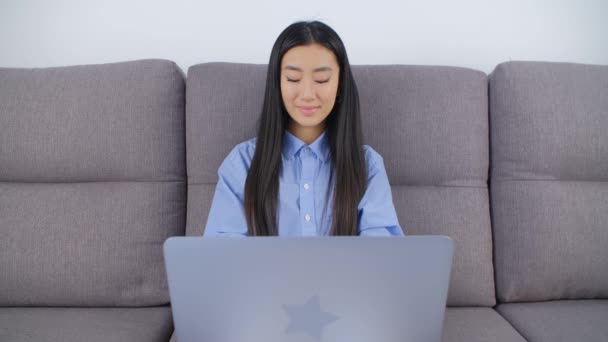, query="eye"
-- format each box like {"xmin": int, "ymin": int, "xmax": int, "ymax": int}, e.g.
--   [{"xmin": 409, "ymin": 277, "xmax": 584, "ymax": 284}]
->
[
  {"xmin": 286, "ymin": 77, "xmax": 300, "ymax": 83},
  {"xmin": 316, "ymin": 79, "xmax": 330, "ymax": 84}
]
